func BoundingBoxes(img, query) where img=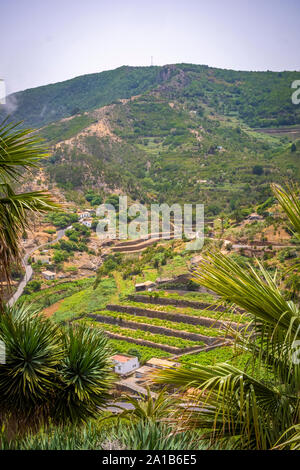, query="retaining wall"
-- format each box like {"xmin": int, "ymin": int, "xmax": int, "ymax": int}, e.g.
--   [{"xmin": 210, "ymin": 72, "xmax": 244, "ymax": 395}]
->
[
  {"xmin": 103, "ymin": 331, "xmax": 201, "ymax": 355},
  {"xmin": 106, "ymin": 303, "xmax": 232, "ymax": 330},
  {"xmin": 88, "ymin": 313, "xmax": 217, "ymax": 344}
]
